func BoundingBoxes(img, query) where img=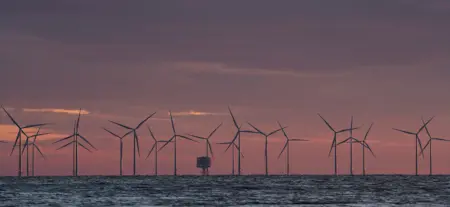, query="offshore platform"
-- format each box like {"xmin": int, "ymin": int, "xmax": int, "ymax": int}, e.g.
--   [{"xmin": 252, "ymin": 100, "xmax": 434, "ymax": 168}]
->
[{"xmin": 196, "ymin": 156, "xmax": 211, "ymax": 176}]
